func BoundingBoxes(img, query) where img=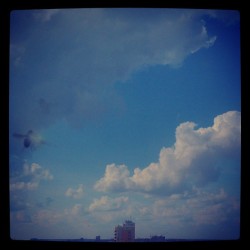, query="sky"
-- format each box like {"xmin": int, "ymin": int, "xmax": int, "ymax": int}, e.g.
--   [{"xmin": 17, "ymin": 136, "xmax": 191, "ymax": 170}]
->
[{"xmin": 9, "ymin": 8, "xmax": 241, "ymax": 241}]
